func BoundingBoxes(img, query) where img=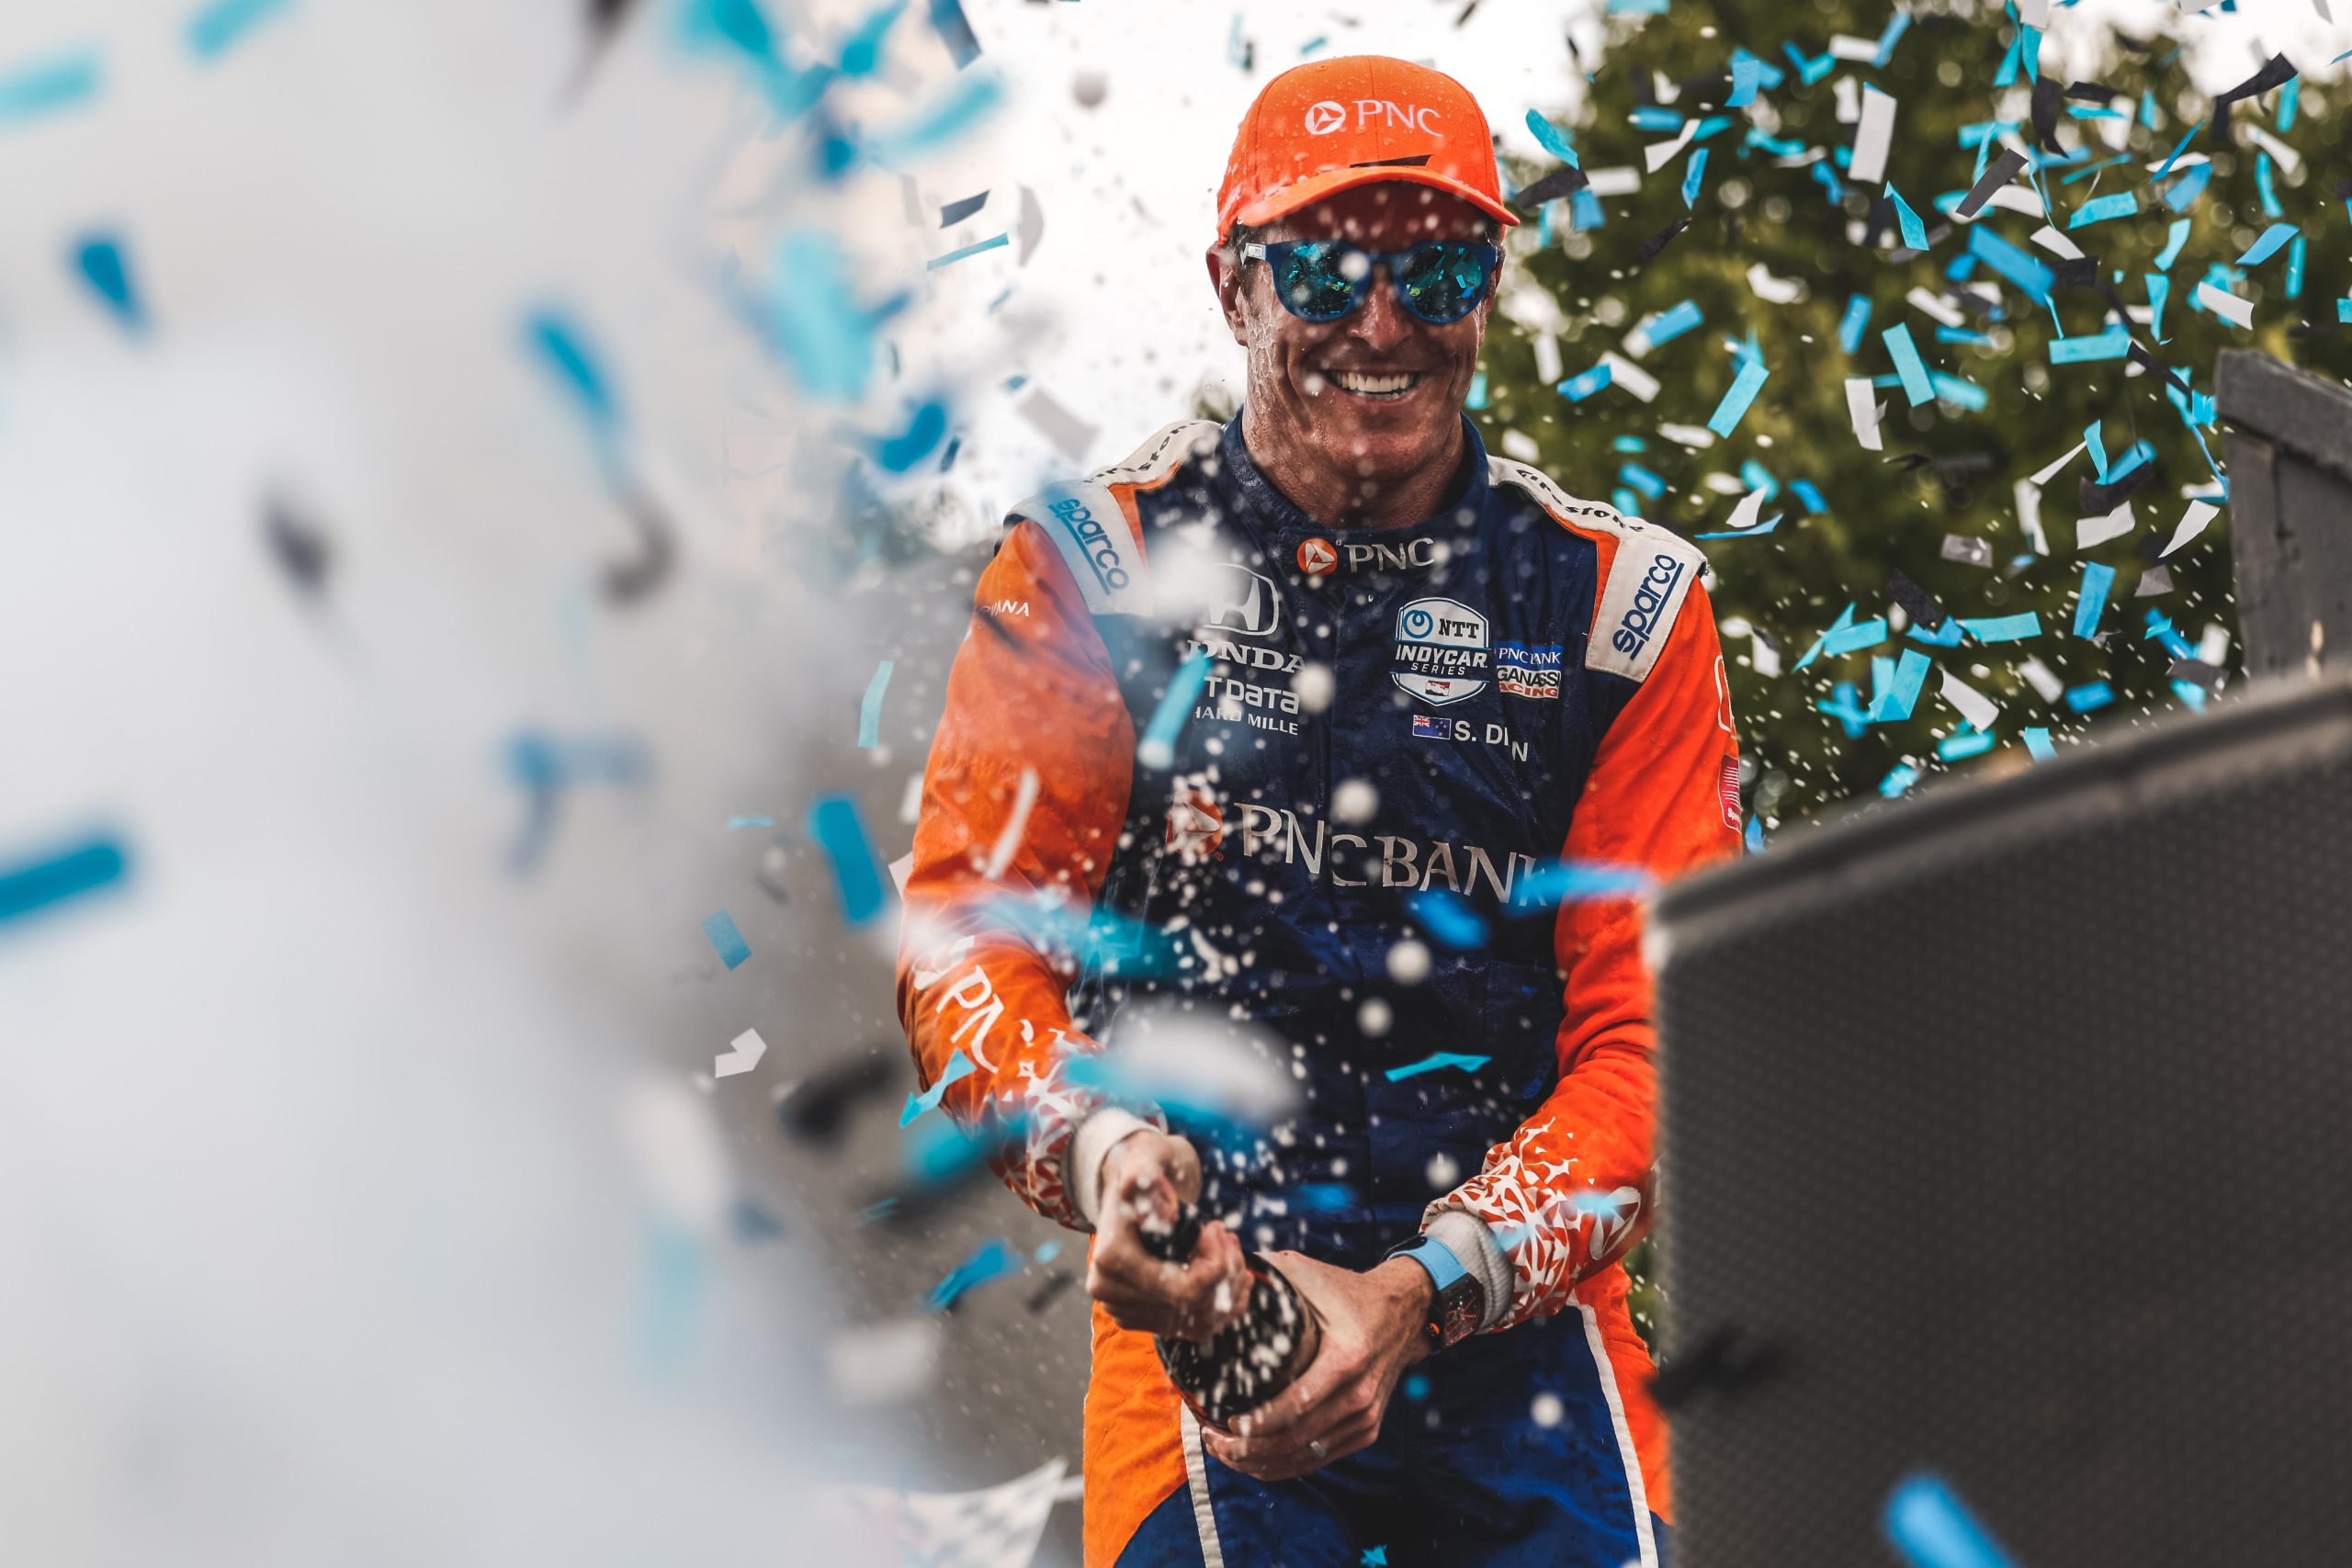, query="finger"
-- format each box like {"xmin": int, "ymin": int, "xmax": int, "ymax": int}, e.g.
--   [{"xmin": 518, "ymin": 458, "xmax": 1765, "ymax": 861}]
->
[
  {"xmin": 1234, "ymin": 1348, "xmax": 1348, "ymax": 1438},
  {"xmin": 1159, "ymin": 1137, "xmax": 1203, "ymax": 1204}
]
